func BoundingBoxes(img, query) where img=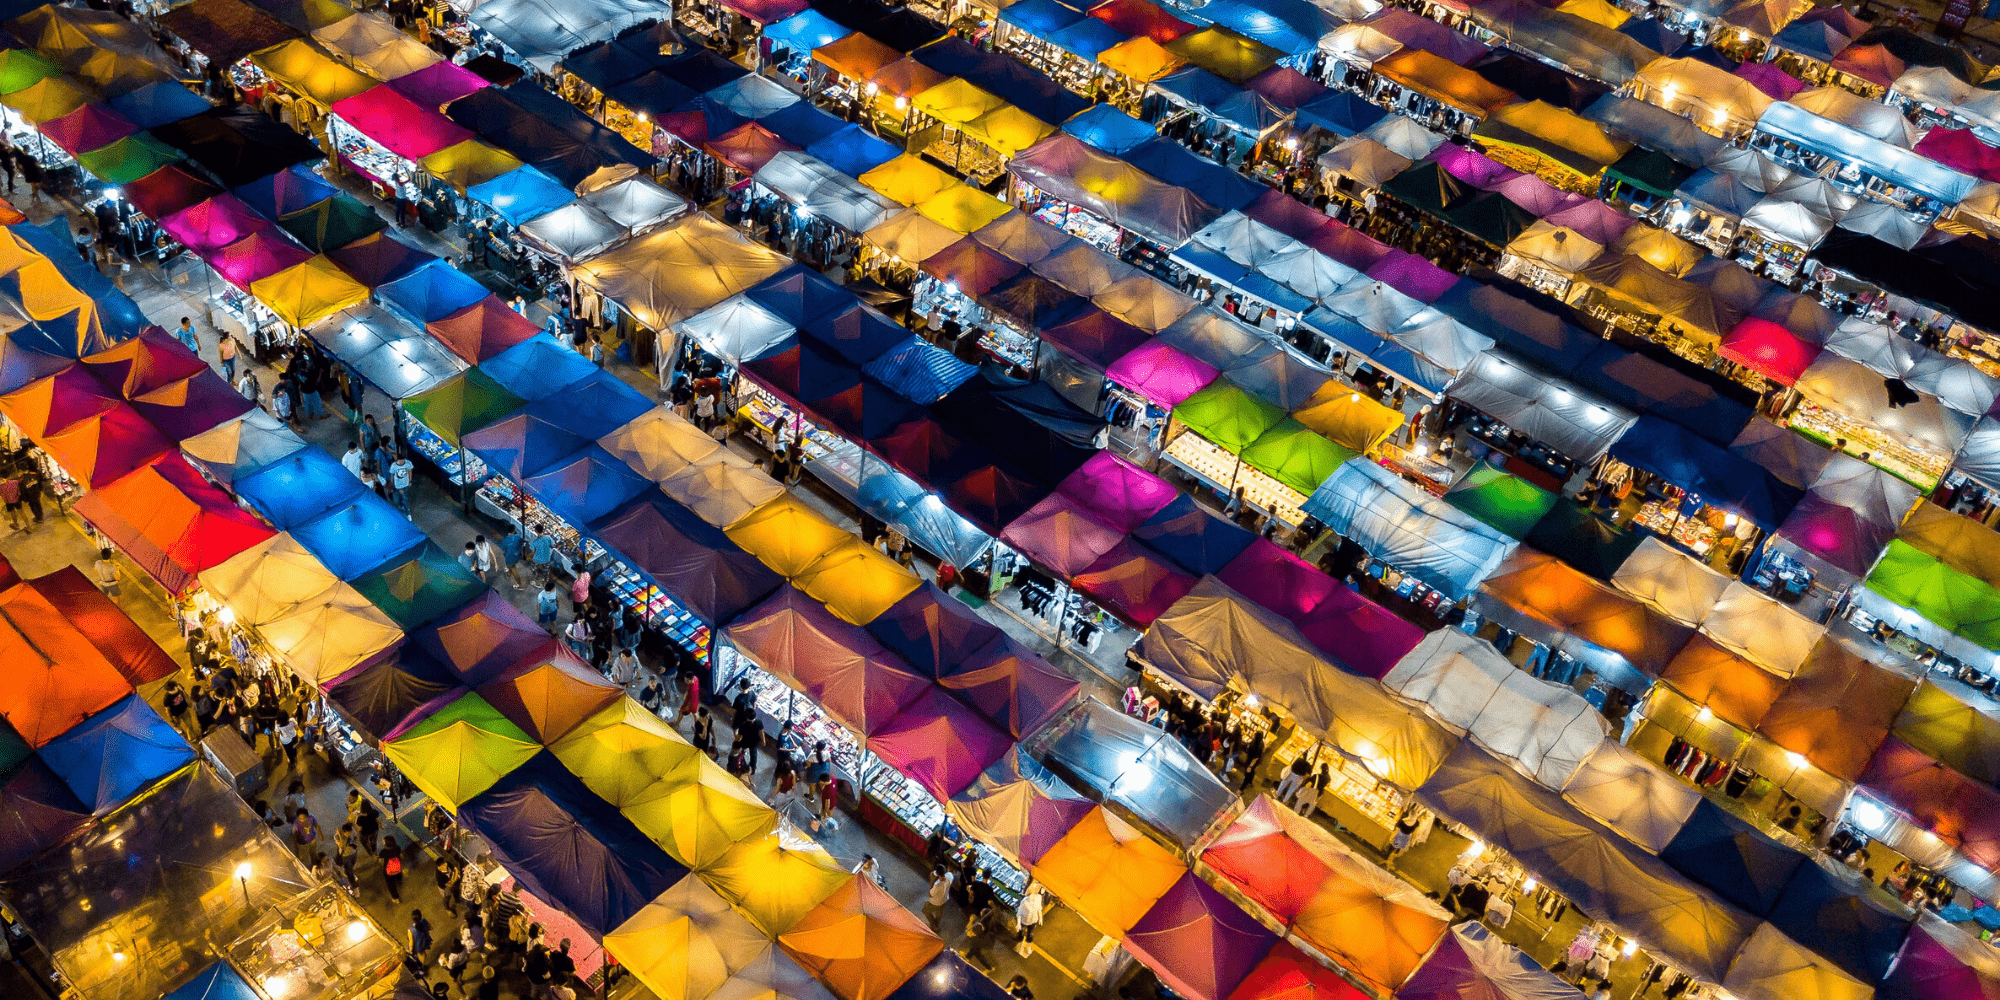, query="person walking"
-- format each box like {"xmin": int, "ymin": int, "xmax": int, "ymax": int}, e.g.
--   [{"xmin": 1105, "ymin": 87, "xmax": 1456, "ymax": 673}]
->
[
  {"xmin": 174, "ymin": 316, "xmax": 200, "ymax": 356},
  {"xmin": 380, "ymin": 834, "xmax": 405, "ymax": 903},
  {"xmin": 342, "ymin": 440, "xmax": 365, "ymax": 479},
  {"xmin": 274, "ymin": 712, "xmax": 299, "ymax": 768},
  {"xmin": 161, "ymin": 680, "xmax": 191, "ymax": 736},
  {"xmin": 388, "ymin": 451, "xmax": 414, "ymax": 515},
  {"xmin": 924, "ymin": 868, "xmax": 953, "ymax": 929},
  {"xmin": 0, "ymin": 470, "xmax": 22, "ymax": 532},
  {"xmin": 473, "ymin": 534, "xmax": 498, "ymax": 586},
  {"xmin": 675, "ymin": 668, "xmax": 700, "ymax": 725},
  {"xmin": 408, "ymin": 909, "xmax": 433, "ymax": 963},
  {"xmin": 217, "ymin": 334, "xmax": 237, "ymax": 381},
  {"xmin": 500, "ymin": 525, "xmax": 525, "ymax": 589},
  {"xmin": 528, "ymin": 526, "xmax": 555, "ymax": 583},
  {"xmin": 334, "ymin": 823, "xmax": 359, "ymax": 885},
  {"xmin": 610, "ymin": 647, "xmax": 641, "ymax": 688},
  {"xmin": 291, "ymin": 809, "xmax": 320, "ymax": 864},
  {"xmin": 537, "ymin": 582, "xmax": 562, "ymax": 628},
  {"xmin": 1015, "ymin": 883, "xmax": 1044, "ymax": 954},
  {"xmin": 436, "ymin": 857, "xmax": 462, "ymax": 916}
]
